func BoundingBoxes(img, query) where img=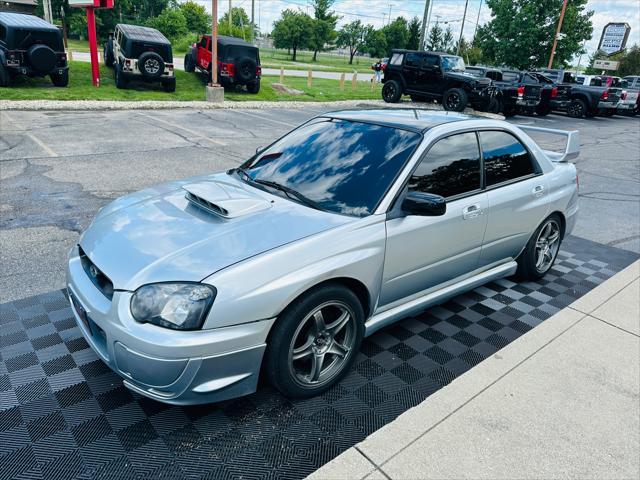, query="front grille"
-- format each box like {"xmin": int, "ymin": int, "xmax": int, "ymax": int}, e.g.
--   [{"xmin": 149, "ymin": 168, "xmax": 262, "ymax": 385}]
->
[{"xmin": 78, "ymin": 246, "xmax": 114, "ymax": 300}]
